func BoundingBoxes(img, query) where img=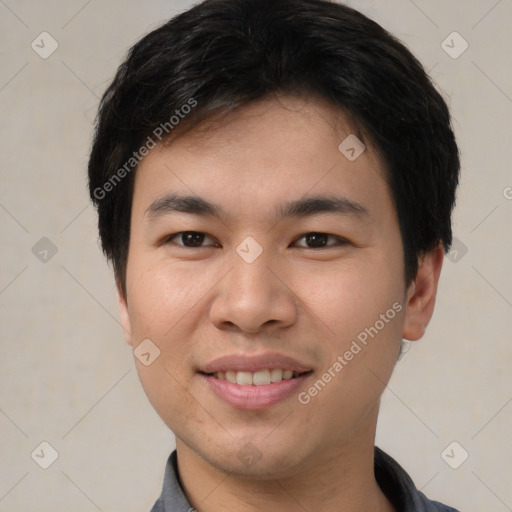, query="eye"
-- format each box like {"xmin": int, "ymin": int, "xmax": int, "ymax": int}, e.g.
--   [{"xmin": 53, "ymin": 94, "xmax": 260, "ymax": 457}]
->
[
  {"xmin": 293, "ymin": 232, "xmax": 349, "ymax": 248},
  {"xmin": 164, "ymin": 231, "xmax": 219, "ymax": 248}
]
